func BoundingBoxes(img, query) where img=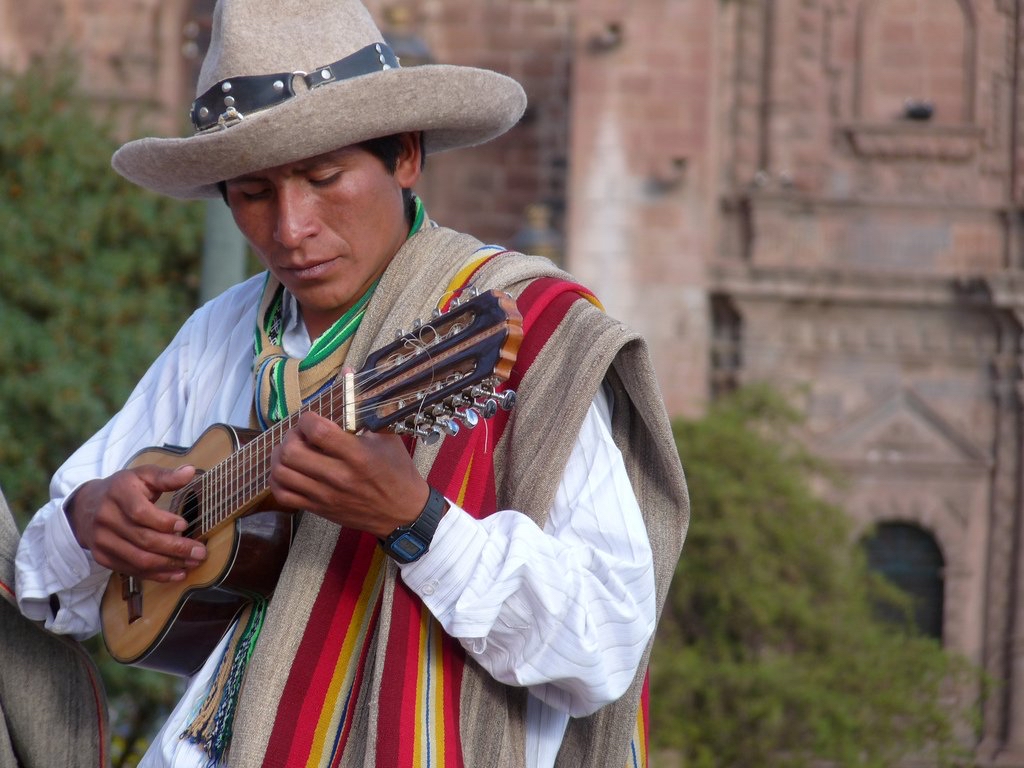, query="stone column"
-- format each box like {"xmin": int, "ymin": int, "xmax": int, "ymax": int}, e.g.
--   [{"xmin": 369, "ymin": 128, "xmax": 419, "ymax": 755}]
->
[{"xmin": 985, "ymin": 313, "xmax": 1024, "ymax": 762}]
